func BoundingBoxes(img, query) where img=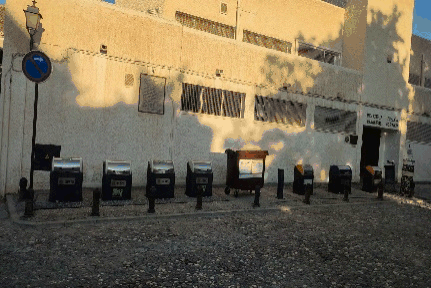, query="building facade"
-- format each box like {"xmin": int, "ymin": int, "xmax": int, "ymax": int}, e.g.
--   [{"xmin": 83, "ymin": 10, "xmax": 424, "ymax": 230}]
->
[{"xmin": 1, "ymin": 0, "xmax": 430, "ymax": 196}]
